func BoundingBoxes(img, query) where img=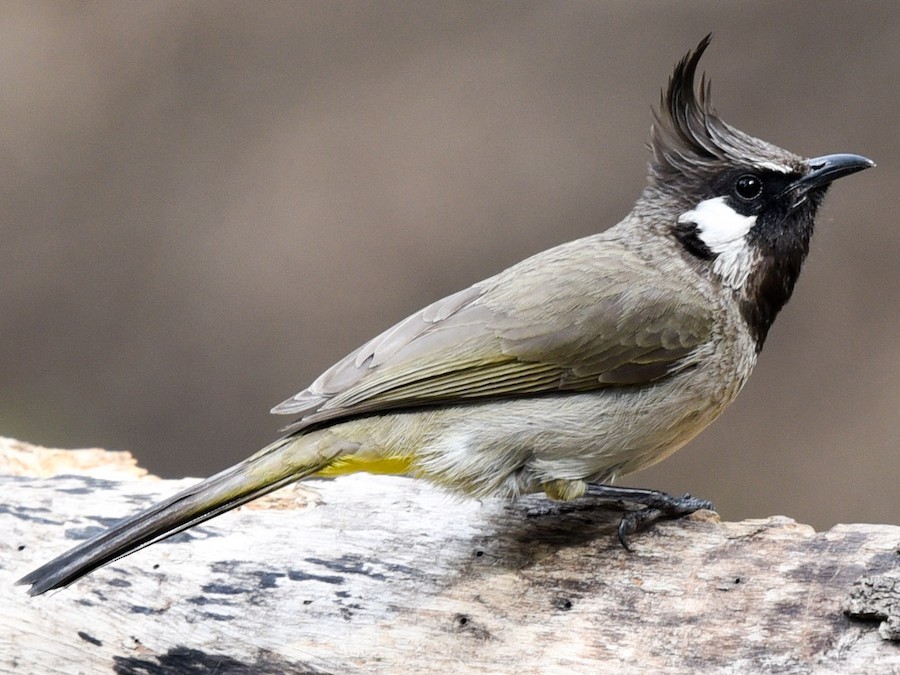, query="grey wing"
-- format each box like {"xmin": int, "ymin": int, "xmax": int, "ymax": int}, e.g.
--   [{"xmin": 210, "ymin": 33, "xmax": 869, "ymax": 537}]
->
[
  {"xmin": 271, "ymin": 283, "xmax": 490, "ymax": 418},
  {"xmin": 272, "ymin": 240, "xmax": 713, "ymax": 433}
]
